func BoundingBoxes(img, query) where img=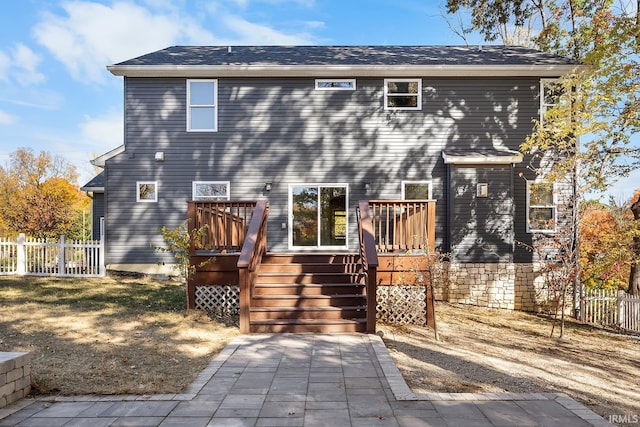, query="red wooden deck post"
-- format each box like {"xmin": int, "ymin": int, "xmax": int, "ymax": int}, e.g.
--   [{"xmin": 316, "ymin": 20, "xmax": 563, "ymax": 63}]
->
[
  {"xmin": 359, "ymin": 200, "xmax": 379, "ymax": 334},
  {"xmin": 427, "ymin": 200, "xmax": 436, "ymax": 252}
]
